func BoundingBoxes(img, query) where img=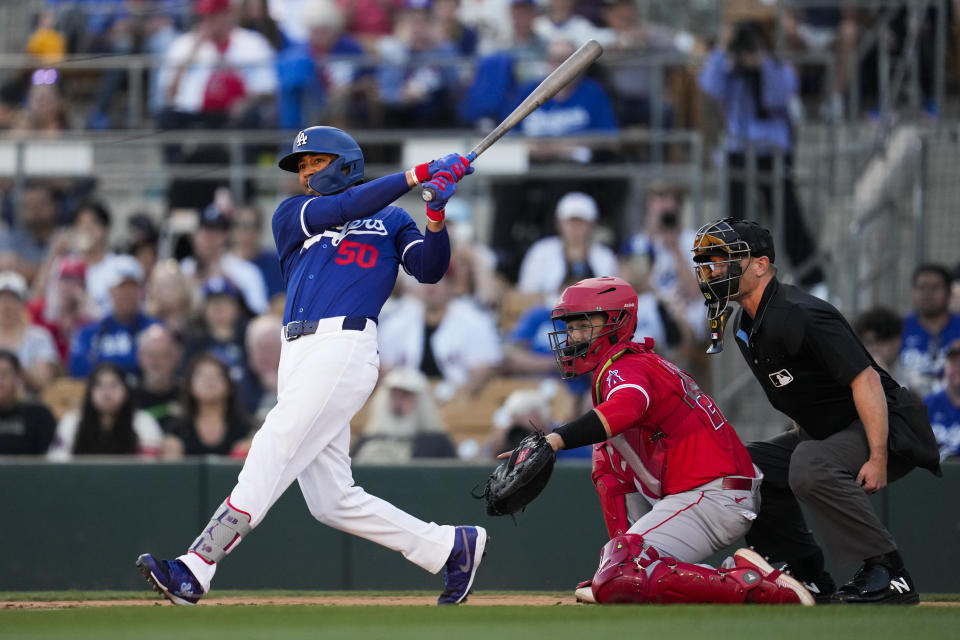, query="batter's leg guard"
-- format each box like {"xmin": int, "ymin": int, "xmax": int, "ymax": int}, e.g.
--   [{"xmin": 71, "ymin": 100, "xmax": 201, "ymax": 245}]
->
[
  {"xmin": 590, "ymin": 535, "xmax": 808, "ymax": 605},
  {"xmin": 591, "ymin": 444, "xmax": 638, "ymax": 538},
  {"xmin": 188, "ymin": 497, "xmax": 253, "ymax": 564}
]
